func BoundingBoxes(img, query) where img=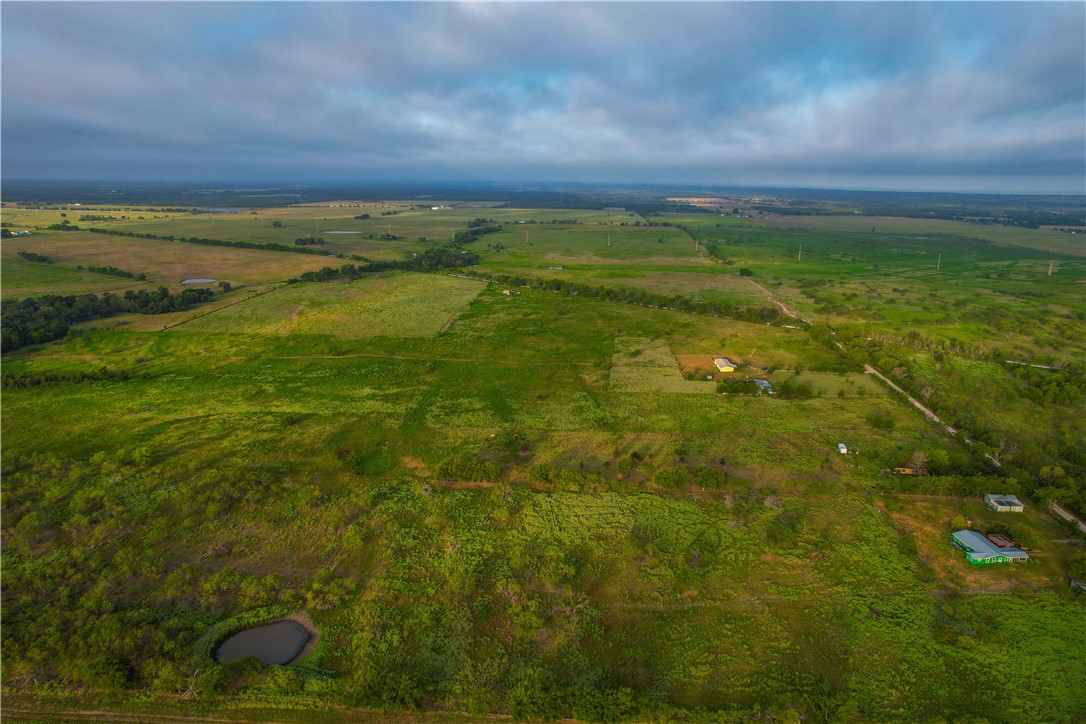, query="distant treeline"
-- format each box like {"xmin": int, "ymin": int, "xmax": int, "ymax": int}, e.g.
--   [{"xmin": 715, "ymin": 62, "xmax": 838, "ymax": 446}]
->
[
  {"xmin": 1, "ymin": 287, "xmax": 214, "ymax": 353},
  {"xmin": 290, "ymin": 246, "xmax": 481, "ymax": 283},
  {"xmin": 457, "ymin": 269, "xmax": 782, "ymax": 324},
  {"xmin": 84, "ymin": 227, "xmax": 336, "ymax": 256}
]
